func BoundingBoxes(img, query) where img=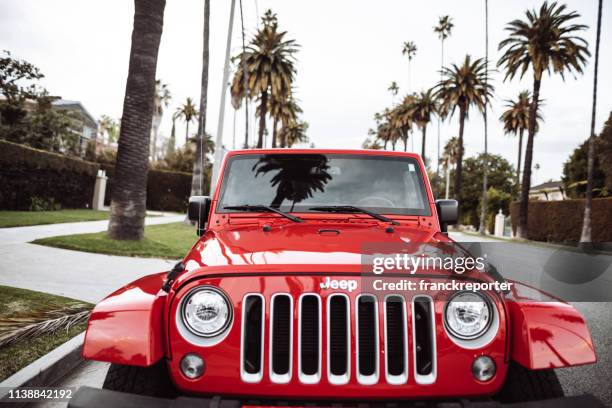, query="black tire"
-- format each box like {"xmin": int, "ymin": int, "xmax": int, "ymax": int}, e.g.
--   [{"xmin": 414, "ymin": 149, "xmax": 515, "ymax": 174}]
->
[
  {"xmin": 103, "ymin": 360, "xmax": 176, "ymax": 398},
  {"xmin": 496, "ymin": 362, "xmax": 564, "ymax": 403}
]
